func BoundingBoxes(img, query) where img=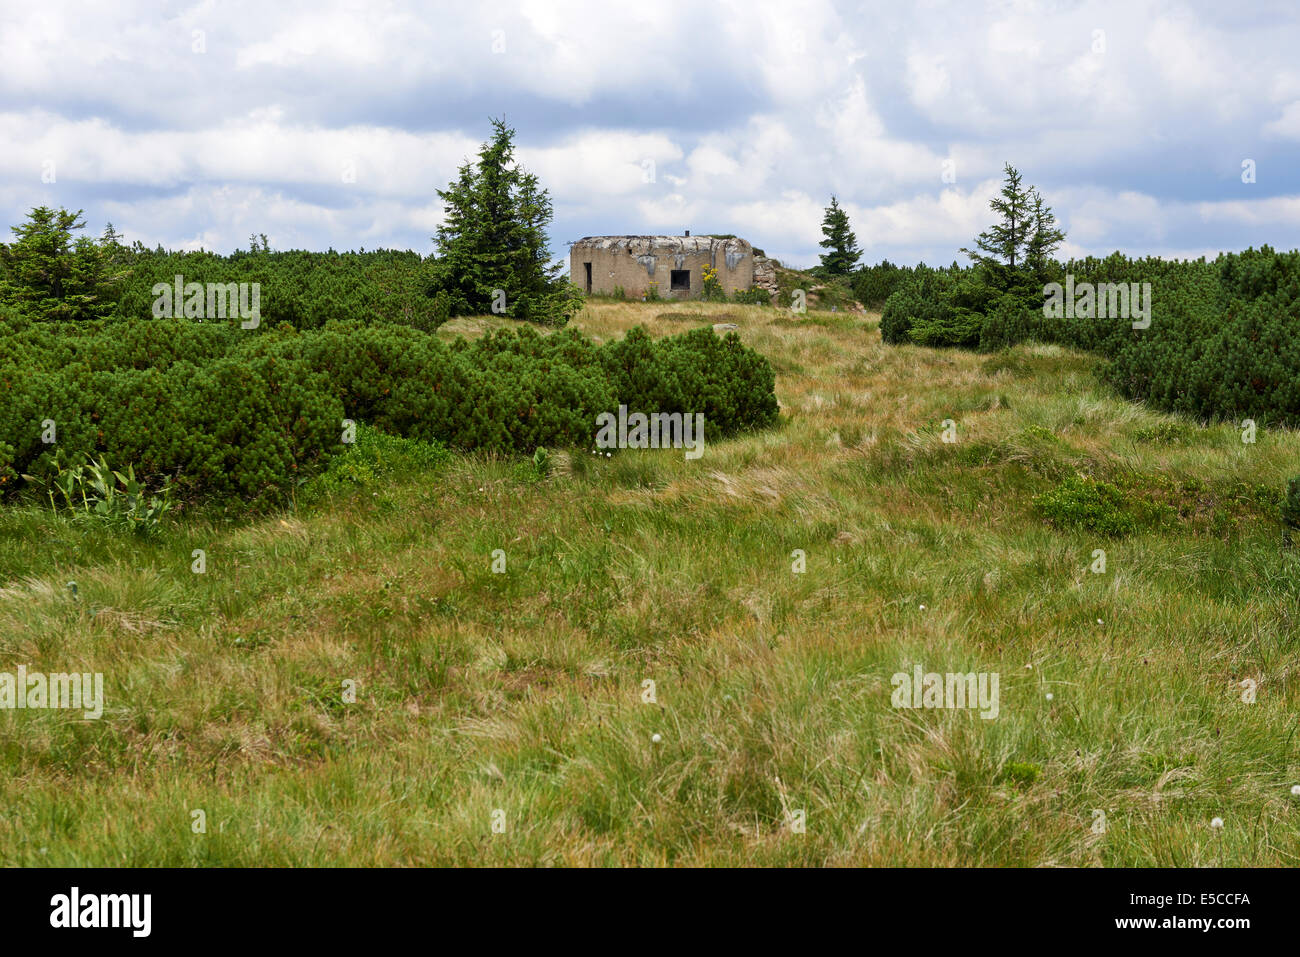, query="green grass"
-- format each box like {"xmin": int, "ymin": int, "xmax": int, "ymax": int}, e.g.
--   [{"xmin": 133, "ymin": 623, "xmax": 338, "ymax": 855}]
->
[{"xmin": 1, "ymin": 301, "xmax": 1298, "ymax": 866}]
